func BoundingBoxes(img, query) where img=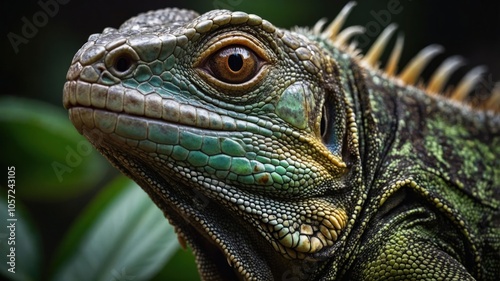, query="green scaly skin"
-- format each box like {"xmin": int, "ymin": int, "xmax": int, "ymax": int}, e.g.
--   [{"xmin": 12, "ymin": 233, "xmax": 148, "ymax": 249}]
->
[{"xmin": 63, "ymin": 7, "xmax": 500, "ymax": 280}]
